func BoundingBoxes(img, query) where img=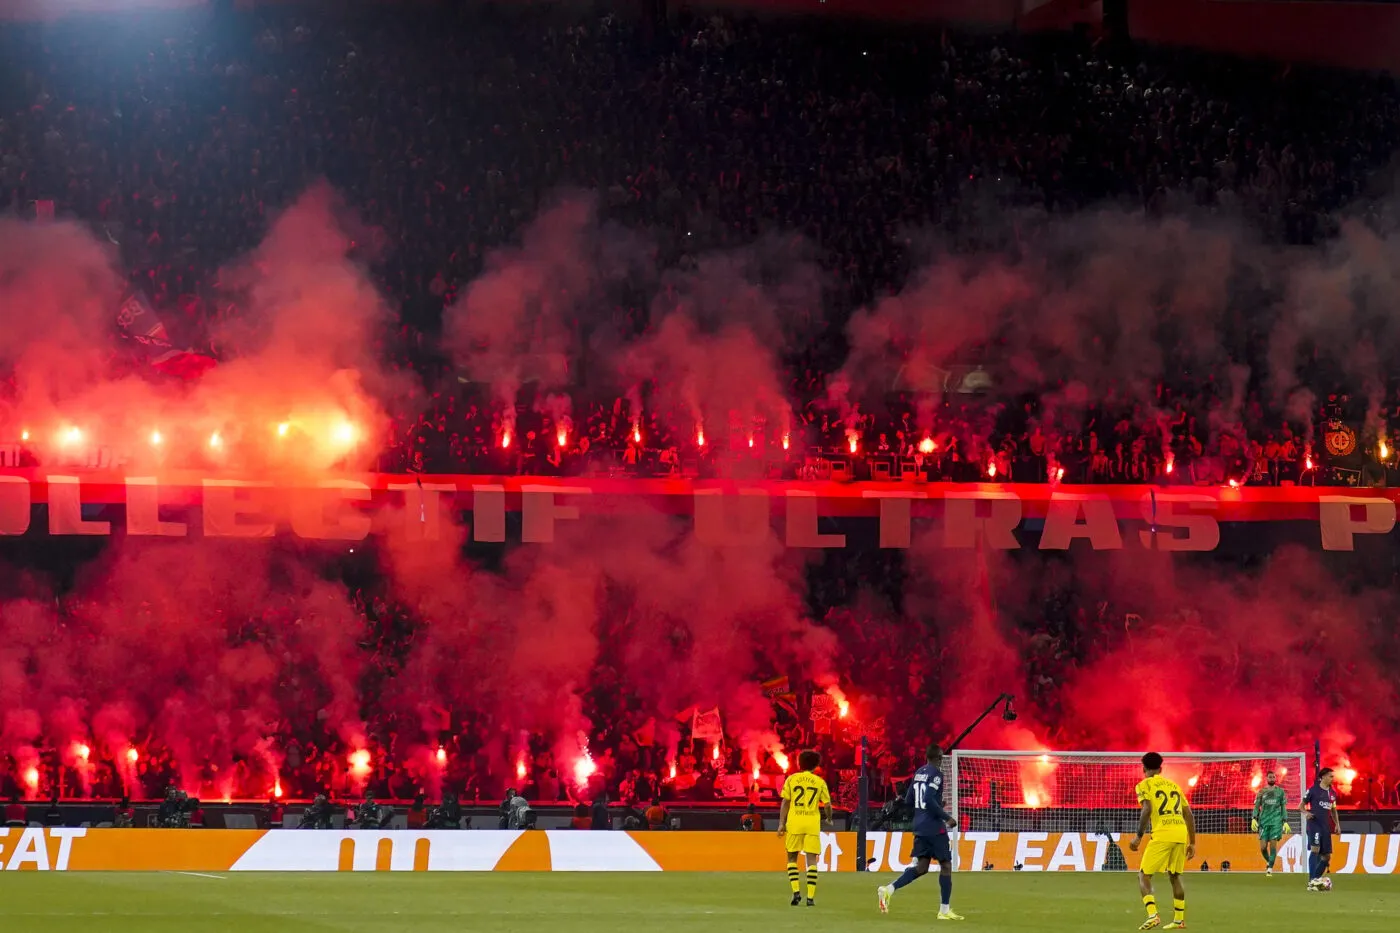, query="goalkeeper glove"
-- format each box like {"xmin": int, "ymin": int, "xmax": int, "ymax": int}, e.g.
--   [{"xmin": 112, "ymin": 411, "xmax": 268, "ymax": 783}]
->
[
  {"xmin": 1250, "ymin": 819, "xmax": 1258, "ymax": 832},
  {"xmin": 1283, "ymin": 823, "xmax": 1291, "ymax": 834}
]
